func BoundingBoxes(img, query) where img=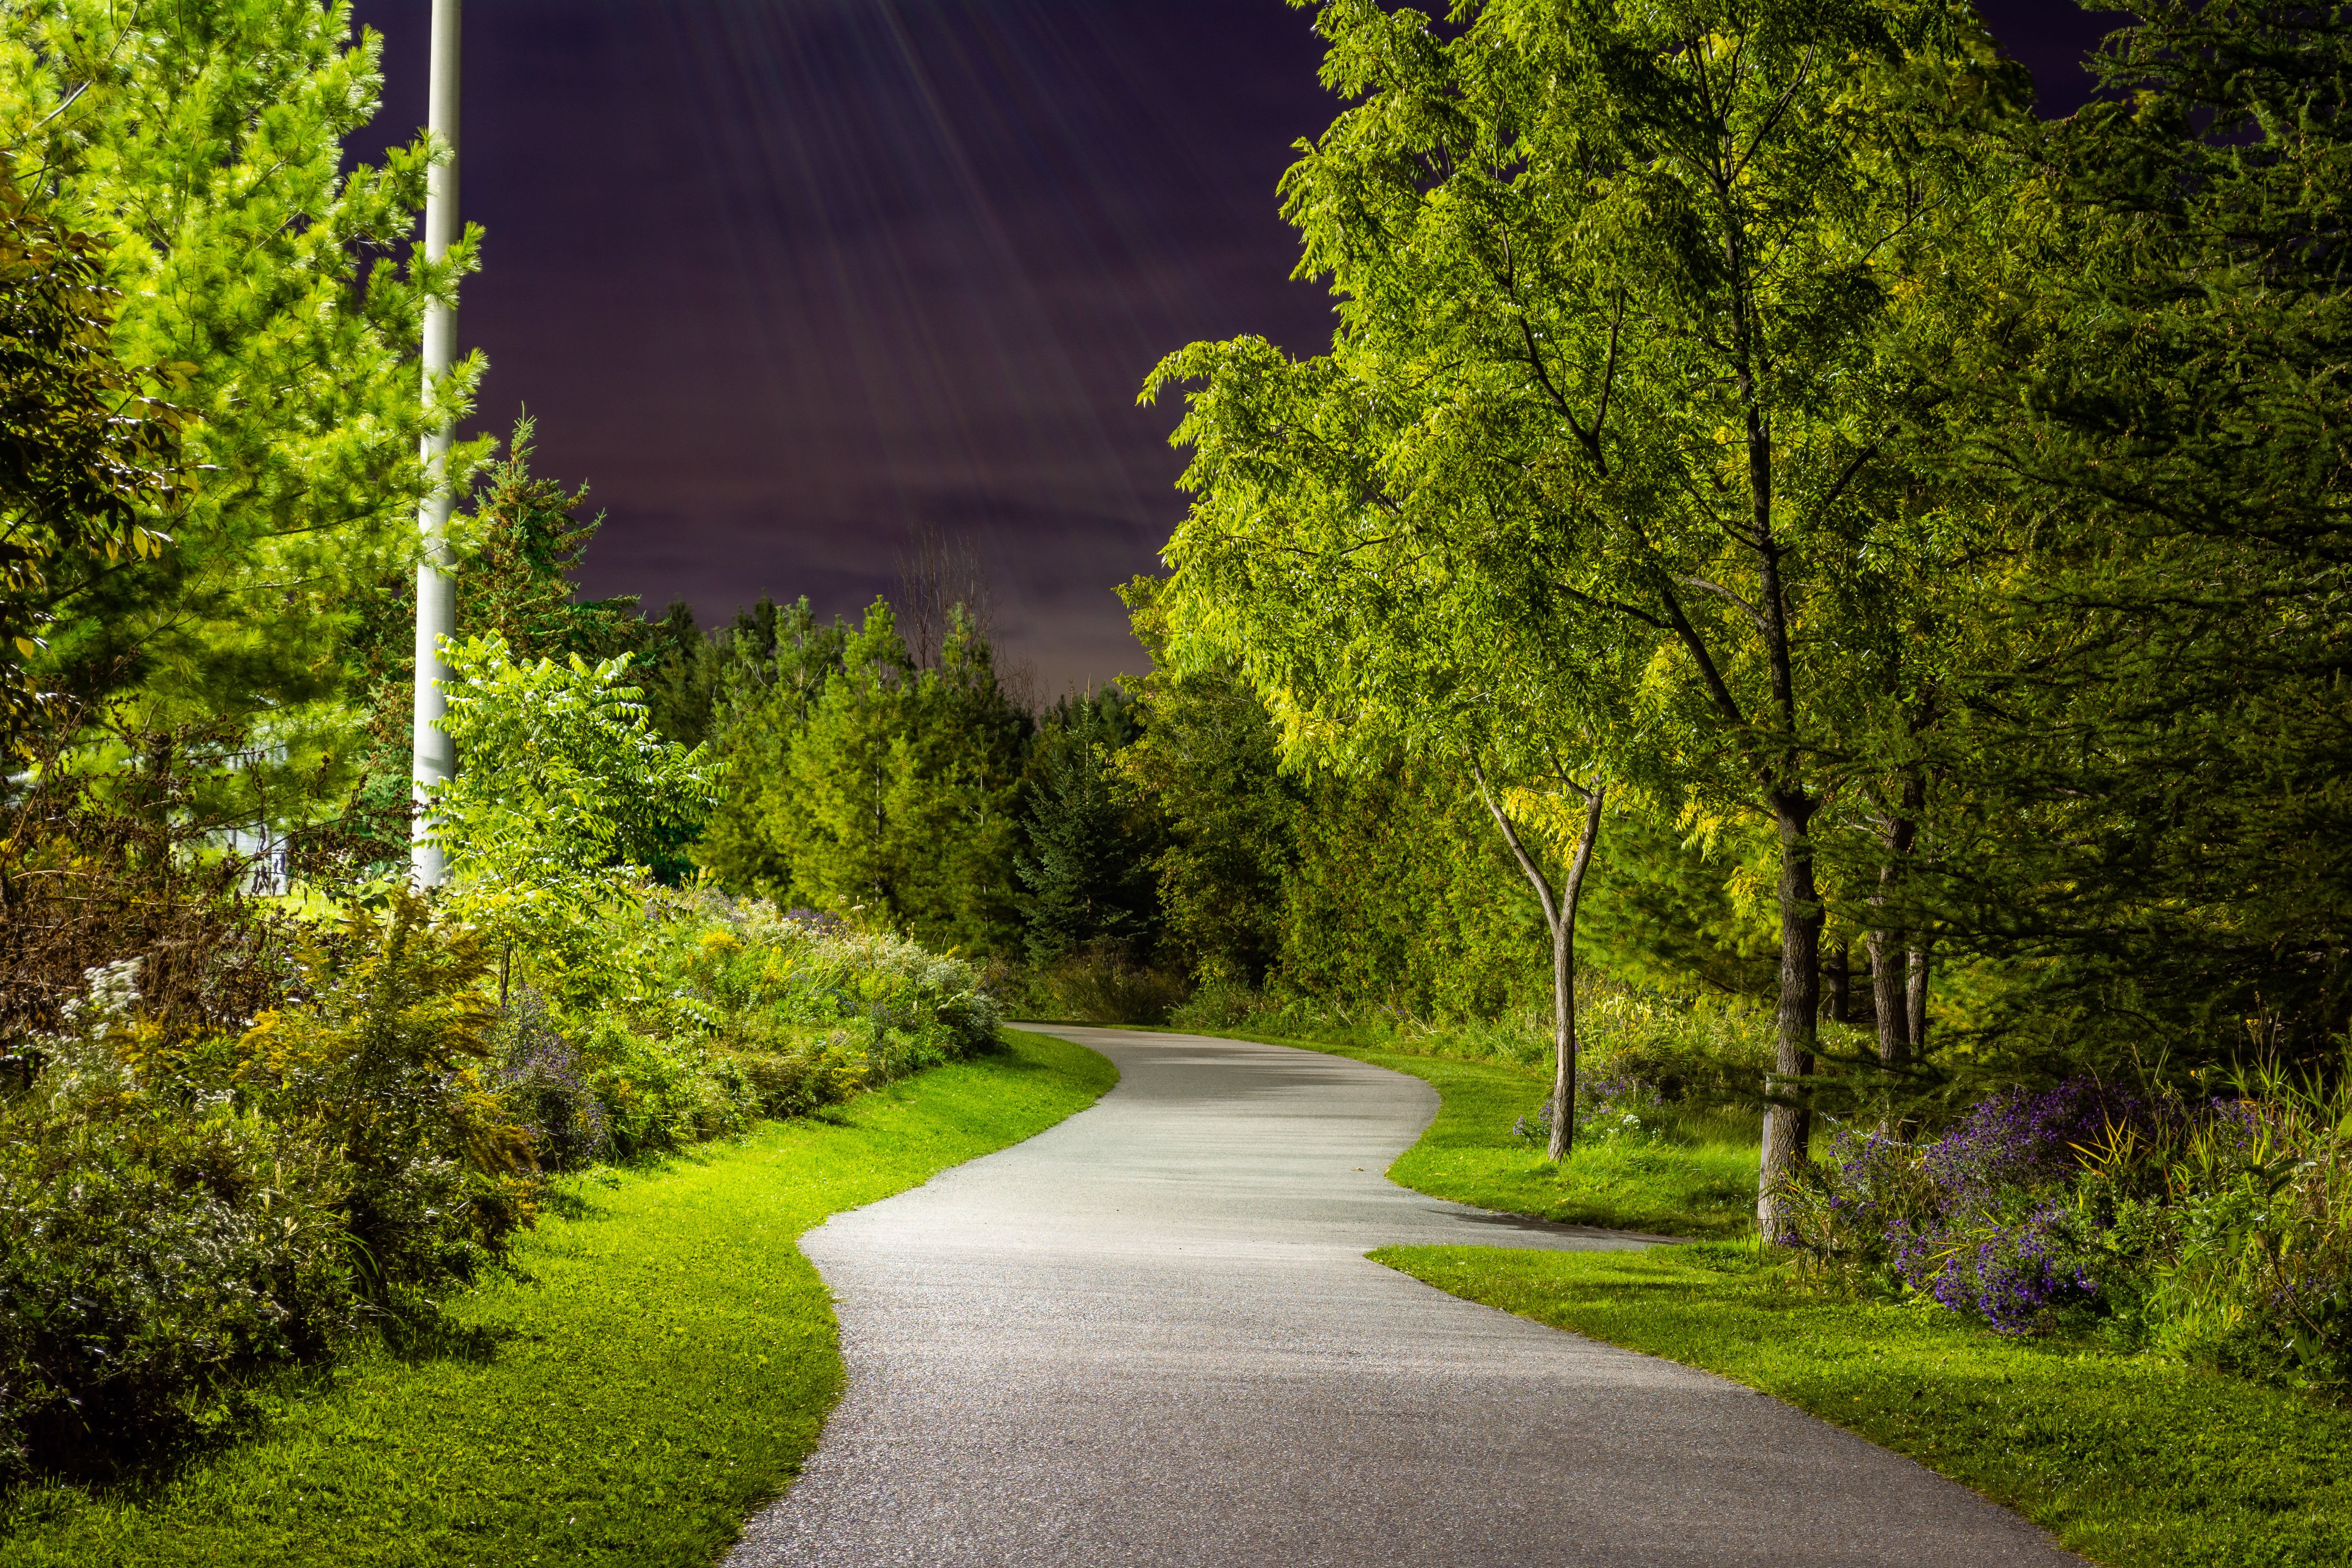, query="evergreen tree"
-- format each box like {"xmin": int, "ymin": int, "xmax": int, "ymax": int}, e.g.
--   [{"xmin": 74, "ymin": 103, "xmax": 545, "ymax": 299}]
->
[
  {"xmin": 1116, "ymin": 582, "xmax": 1297, "ymax": 985},
  {"xmin": 1017, "ymin": 687, "xmax": 1153, "ymax": 967},
  {"xmin": 638, "ymin": 601, "xmax": 720, "ymax": 749},
  {"xmin": 5, "ymin": 0, "xmax": 486, "ymax": 805},
  {"xmin": 1918, "ymin": 0, "xmax": 2352, "ymax": 1073},
  {"xmin": 694, "ymin": 596, "xmax": 850, "ymax": 898},
  {"xmin": 699, "ymin": 598, "xmax": 1025, "ymax": 955},
  {"xmin": 0, "ymin": 175, "xmax": 182, "ymax": 750}
]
